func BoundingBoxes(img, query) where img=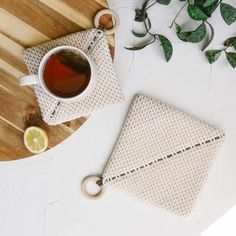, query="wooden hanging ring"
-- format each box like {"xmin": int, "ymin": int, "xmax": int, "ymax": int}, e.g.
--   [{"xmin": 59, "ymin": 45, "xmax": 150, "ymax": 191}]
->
[
  {"xmin": 81, "ymin": 175, "xmax": 106, "ymax": 200},
  {"xmin": 94, "ymin": 9, "xmax": 120, "ymax": 35}
]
